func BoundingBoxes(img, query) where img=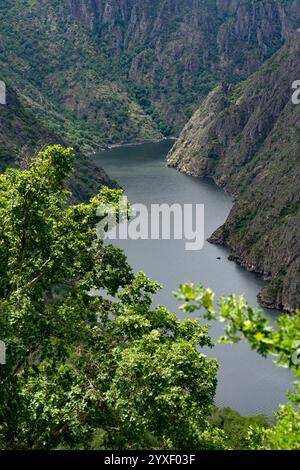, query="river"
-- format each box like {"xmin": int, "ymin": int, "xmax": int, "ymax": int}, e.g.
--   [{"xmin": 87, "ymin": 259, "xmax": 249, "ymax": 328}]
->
[{"xmin": 95, "ymin": 139, "xmax": 292, "ymax": 416}]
